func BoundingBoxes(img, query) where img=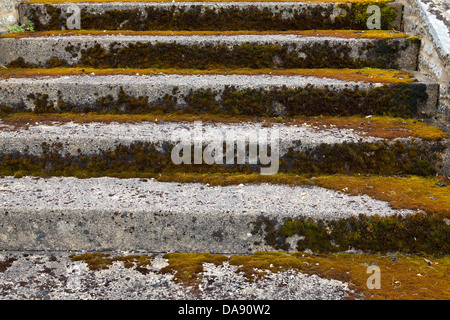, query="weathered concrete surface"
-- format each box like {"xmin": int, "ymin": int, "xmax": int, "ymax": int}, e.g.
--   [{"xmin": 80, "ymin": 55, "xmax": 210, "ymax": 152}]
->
[
  {"xmin": 0, "ymin": 119, "xmax": 448, "ymax": 174},
  {"xmin": 0, "ymin": 72, "xmax": 439, "ymax": 117},
  {"xmin": 0, "ymin": 177, "xmax": 418, "ymax": 252},
  {"xmin": 0, "ymin": 251, "xmax": 355, "ymax": 300},
  {"xmin": 0, "ymin": 33, "xmax": 420, "ymax": 70},
  {"xmin": 403, "ymin": 0, "xmax": 450, "ymax": 120},
  {"xmin": 17, "ymin": 1, "xmax": 402, "ymax": 31}
]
